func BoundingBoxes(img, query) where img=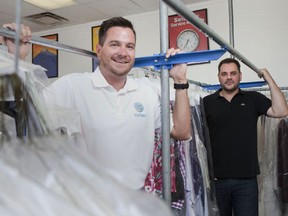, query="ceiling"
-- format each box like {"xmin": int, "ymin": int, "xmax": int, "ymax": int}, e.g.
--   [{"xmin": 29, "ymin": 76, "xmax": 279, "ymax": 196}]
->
[{"xmin": 0, "ymin": 0, "xmax": 207, "ymax": 32}]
